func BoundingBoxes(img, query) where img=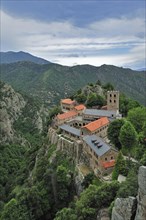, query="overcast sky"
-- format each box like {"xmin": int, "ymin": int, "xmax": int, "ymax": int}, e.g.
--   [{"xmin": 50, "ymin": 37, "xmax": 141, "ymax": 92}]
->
[{"xmin": 1, "ymin": 0, "xmax": 146, "ymax": 69}]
